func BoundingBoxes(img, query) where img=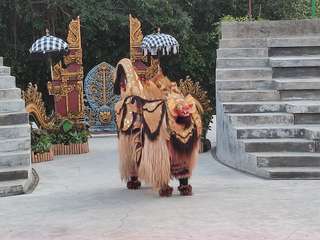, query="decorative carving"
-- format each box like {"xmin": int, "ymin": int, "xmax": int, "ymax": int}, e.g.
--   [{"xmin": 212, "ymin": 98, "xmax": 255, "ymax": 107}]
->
[
  {"xmin": 22, "ymin": 83, "xmax": 56, "ymax": 129},
  {"xmin": 48, "ymin": 17, "xmax": 84, "ymax": 123},
  {"xmin": 52, "ymin": 63, "xmax": 62, "ymax": 80},
  {"xmin": 48, "ymin": 82, "xmax": 73, "ymax": 96},
  {"xmin": 84, "ymin": 62, "xmax": 119, "ymax": 133},
  {"xmin": 99, "ymin": 111, "xmax": 112, "ymax": 124},
  {"xmin": 66, "ymin": 16, "xmax": 81, "ymax": 49},
  {"xmin": 64, "ymin": 49, "xmax": 83, "ymax": 65}
]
